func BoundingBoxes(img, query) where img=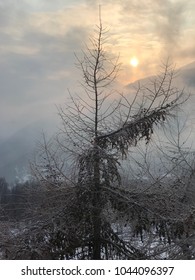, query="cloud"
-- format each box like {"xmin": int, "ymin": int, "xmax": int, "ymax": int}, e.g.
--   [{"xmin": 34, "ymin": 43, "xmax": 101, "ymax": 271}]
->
[
  {"xmin": 182, "ymin": 67, "xmax": 195, "ymax": 88},
  {"xmin": 0, "ymin": 2, "xmax": 90, "ymax": 129},
  {"xmin": 152, "ymin": 1, "xmax": 187, "ymax": 51},
  {"xmin": 0, "ymin": 0, "xmax": 194, "ymax": 141},
  {"xmin": 115, "ymin": 0, "xmax": 188, "ymax": 51}
]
